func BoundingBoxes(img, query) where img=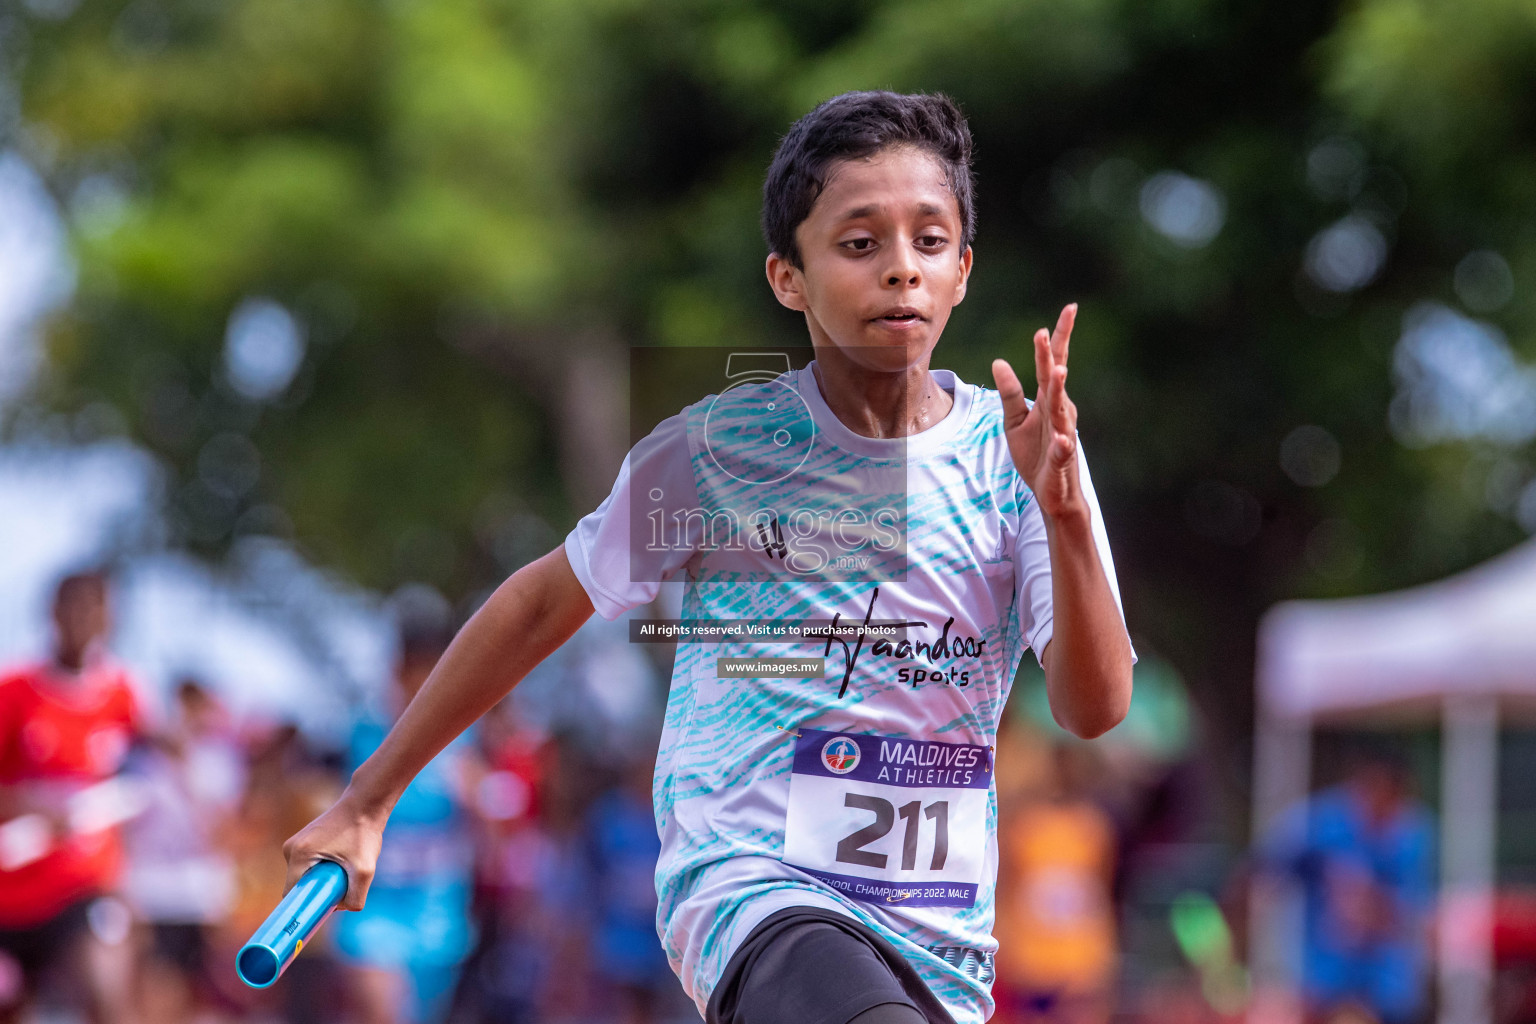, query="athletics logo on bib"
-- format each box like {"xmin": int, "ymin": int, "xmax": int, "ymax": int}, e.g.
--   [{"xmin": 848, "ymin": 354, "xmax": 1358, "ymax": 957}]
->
[
  {"xmin": 784, "ymin": 729, "xmax": 992, "ymax": 909},
  {"xmin": 821, "ymin": 736, "xmax": 861, "ymax": 774}
]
